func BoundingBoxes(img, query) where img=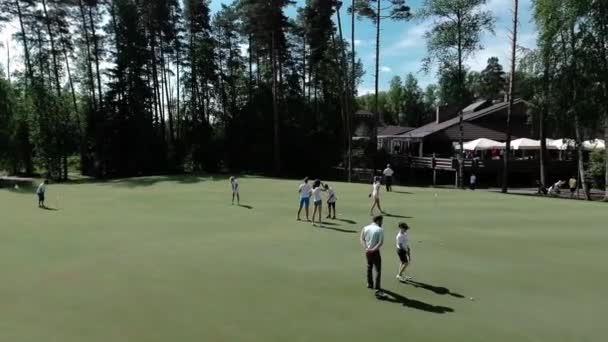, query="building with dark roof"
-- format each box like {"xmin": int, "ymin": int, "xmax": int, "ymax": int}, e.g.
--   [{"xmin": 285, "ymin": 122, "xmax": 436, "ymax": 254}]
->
[{"xmin": 384, "ymin": 99, "xmax": 533, "ymax": 157}]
